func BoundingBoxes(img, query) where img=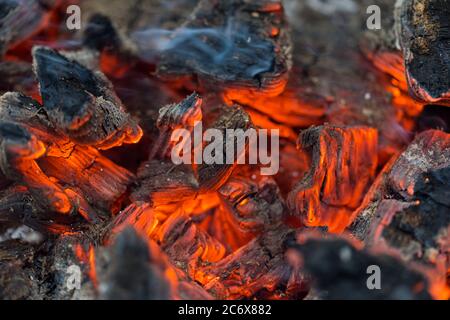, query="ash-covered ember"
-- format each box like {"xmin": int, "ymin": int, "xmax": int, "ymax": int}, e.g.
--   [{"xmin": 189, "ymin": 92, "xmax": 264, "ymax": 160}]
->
[
  {"xmin": 0, "ymin": 0, "xmax": 449, "ymax": 301},
  {"xmin": 288, "ymin": 125, "xmax": 378, "ymax": 233},
  {"xmin": 33, "ymin": 47, "xmax": 142, "ymax": 149}
]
